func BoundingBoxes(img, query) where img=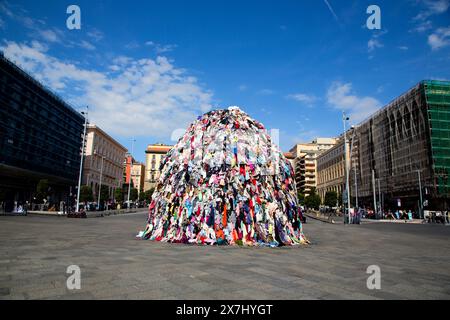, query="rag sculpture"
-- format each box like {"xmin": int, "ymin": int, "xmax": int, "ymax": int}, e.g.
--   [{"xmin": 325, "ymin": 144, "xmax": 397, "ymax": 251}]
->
[{"xmin": 138, "ymin": 106, "xmax": 308, "ymax": 246}]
